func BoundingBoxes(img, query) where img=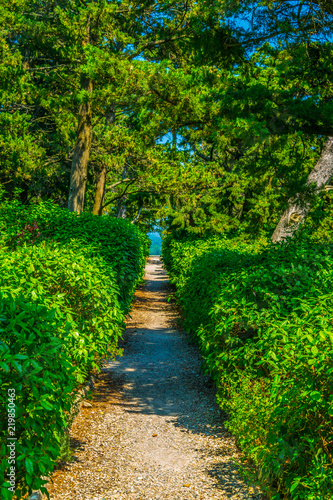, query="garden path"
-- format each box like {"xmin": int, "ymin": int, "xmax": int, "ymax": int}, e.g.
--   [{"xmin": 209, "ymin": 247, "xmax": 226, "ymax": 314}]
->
[{"xmin": 47, "ymin": 257, "xmax": 264, "ymax": 500}]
